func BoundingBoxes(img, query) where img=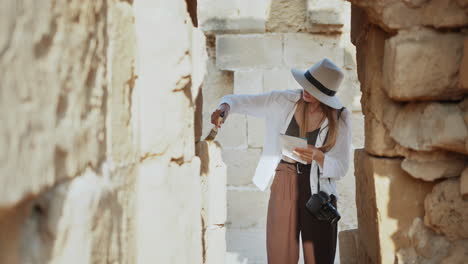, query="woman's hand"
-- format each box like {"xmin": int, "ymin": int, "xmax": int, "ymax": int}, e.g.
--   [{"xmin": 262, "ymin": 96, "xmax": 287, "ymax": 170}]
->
[
  {"xmin": 211, "ymin": 103, "xmax": 230, "ymax": 128},
  {"xmin": 293, "ymin": 145, "xmax": 324, "ymax": 167}
]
